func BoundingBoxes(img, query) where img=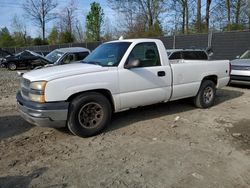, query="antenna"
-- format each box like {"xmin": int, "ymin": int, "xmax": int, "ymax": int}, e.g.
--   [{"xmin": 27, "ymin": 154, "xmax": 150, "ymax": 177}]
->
[{"xmin": 119, "ymin": 36, "xmax": 124, "ymax": 40}]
